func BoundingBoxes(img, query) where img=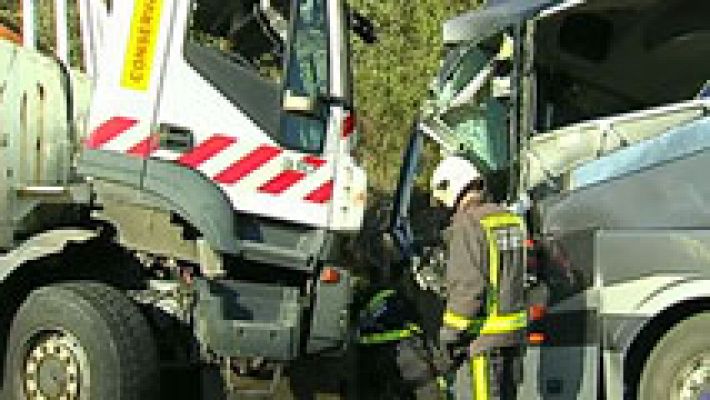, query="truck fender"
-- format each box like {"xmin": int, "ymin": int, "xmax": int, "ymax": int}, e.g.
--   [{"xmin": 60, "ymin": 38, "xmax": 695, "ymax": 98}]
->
[
  {"xmin": 607, "ymin": 277, "xmax": 710, "ymax": 345},
  {"xmin": 0, "ymin": 229, "xmax": 98, "ymax": 282},
  {"xmin": 80, "ymin": 151, "xmax": 240, "ymax": 257},
  {"xmin": 635, "ymin": 278, "xmax": 710, "ymax": 318},
  {"xmin": 601, "ymin": 278, "xmax": 710, "ymax": 399},
  {"xmin": 606, "ymin": 277, "xmax": 710, "ymax": 358}
]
